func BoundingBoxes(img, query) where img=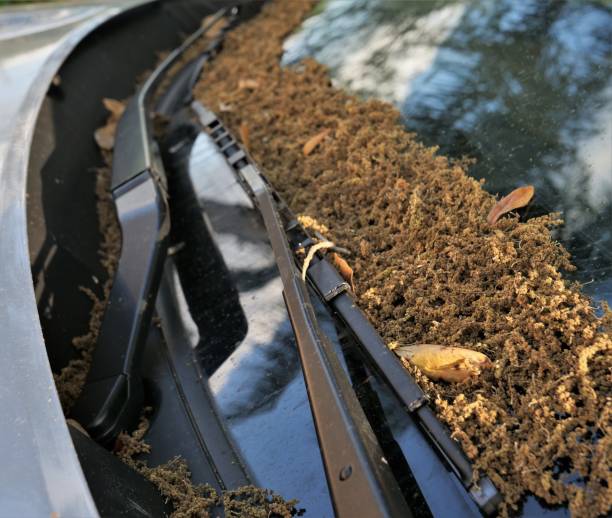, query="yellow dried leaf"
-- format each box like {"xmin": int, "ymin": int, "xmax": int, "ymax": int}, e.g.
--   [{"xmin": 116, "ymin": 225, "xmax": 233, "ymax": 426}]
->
[
  {"xmin": 331, "ymin": 252, "xmax": 355, "ymax": 292},
  {"xmin": 303, "ymin": 129, "xmax": 330, "ymax": 156},
  {"xmin": 238, "ymin": 78, "xmax": 260, "ymax": 90},
  {"xmin": 239, "ymin": 122, "xmax": 250, "ymax": 150},
  {"xmin": 487, "ymin": 185, "xmax": 535, "ymax": 225},
  {"xmin": 394, "ymin": 344, "xmax": 491, "ymax": 383}
]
